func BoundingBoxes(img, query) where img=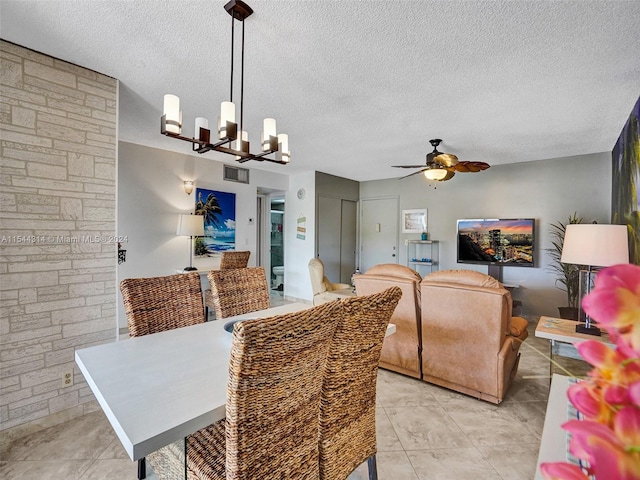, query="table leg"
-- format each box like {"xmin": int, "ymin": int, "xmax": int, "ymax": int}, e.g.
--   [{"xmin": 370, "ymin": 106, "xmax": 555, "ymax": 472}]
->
[{"xmin": 138, "ymin": 458, "xmax": 146, "ymax": 479}]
